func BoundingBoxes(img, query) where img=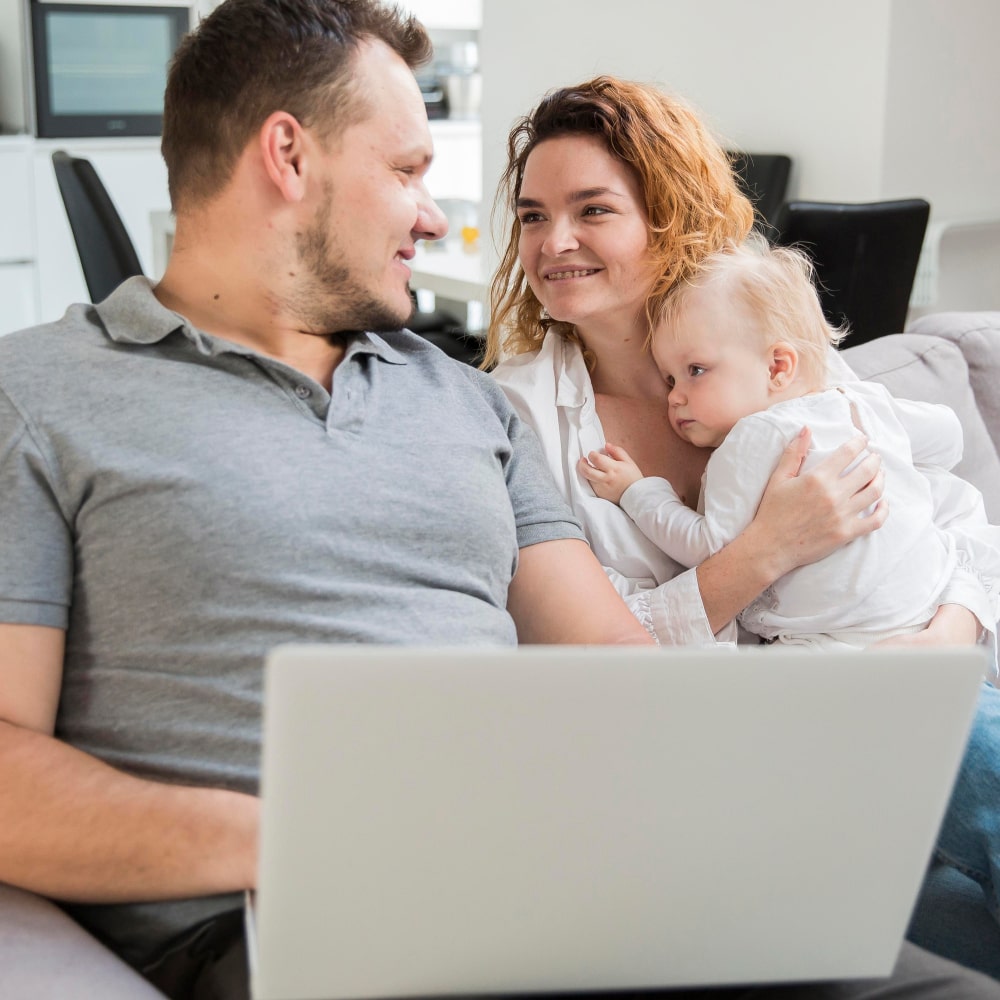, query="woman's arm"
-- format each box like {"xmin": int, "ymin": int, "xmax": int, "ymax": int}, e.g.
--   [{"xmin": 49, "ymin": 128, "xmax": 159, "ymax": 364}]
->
[
  {"xmin": 696, "ymin": 429, "xmax": 886, "ymax": 634},
  {"xmin": 874, "ymin": 604, "xmax": 980, "ymax": 648}
]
